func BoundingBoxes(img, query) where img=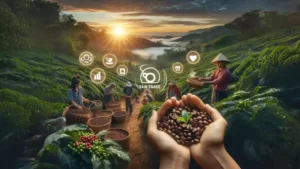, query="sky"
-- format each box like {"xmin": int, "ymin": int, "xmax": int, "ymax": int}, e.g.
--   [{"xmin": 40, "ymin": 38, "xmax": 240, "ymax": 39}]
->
[{"xmin": 49, "ymin": 0, "xmax": 299, "ymax": 35}]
